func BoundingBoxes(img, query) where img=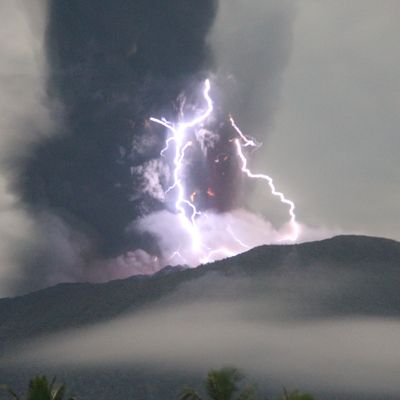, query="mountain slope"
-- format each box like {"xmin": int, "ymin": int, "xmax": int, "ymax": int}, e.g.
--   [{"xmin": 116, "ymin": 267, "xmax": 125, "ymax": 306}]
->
[
  {"xmin": 1, "ymin": 235, "xmax": 400, "ymax": 345},
  {"xmin": 0, "ymin": 235, "xmax": 399, "ymax": 400}
]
